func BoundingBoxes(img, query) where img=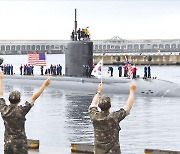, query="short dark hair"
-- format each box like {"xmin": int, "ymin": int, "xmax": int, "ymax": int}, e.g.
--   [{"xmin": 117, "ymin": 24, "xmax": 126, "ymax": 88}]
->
[
  {"xmin": 9, "ymin": 98, "xmax": 20, "ymax": 104},
  {"xmin": 98, "ymin": 96, "xmax": 111, "ymax": 111},
  {"xmin": 9, "ymin": 90, "xmax": 21, "ymax": 104}
]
